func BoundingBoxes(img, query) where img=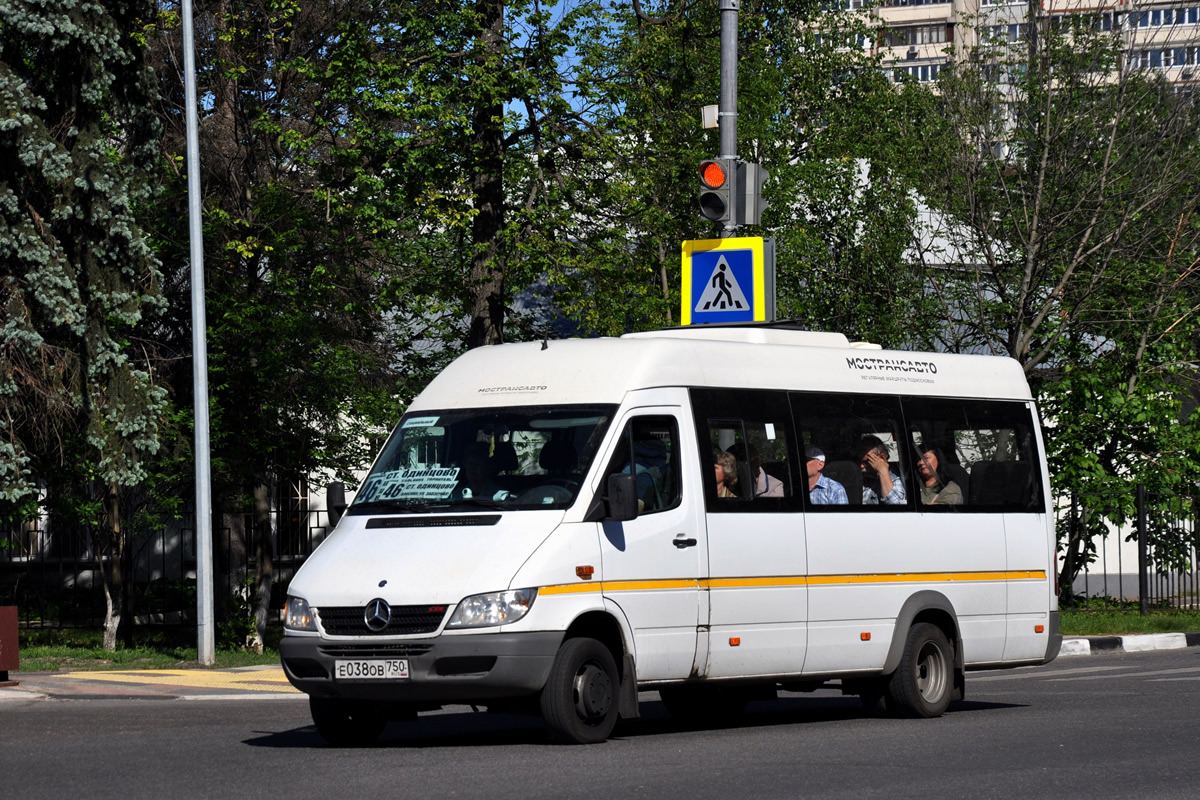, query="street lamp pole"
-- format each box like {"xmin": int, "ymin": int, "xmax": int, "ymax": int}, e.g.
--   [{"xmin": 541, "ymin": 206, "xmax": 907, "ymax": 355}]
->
[{"xmin": 181, "ymin": 0, "xmax": 215, "ymax": 665}]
